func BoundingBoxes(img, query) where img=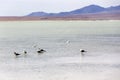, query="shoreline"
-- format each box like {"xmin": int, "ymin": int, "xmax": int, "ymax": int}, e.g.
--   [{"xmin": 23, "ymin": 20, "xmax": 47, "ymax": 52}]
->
[{"xmin": 0, "ymin": 15, "xmax": 120, "ymax": 21}]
